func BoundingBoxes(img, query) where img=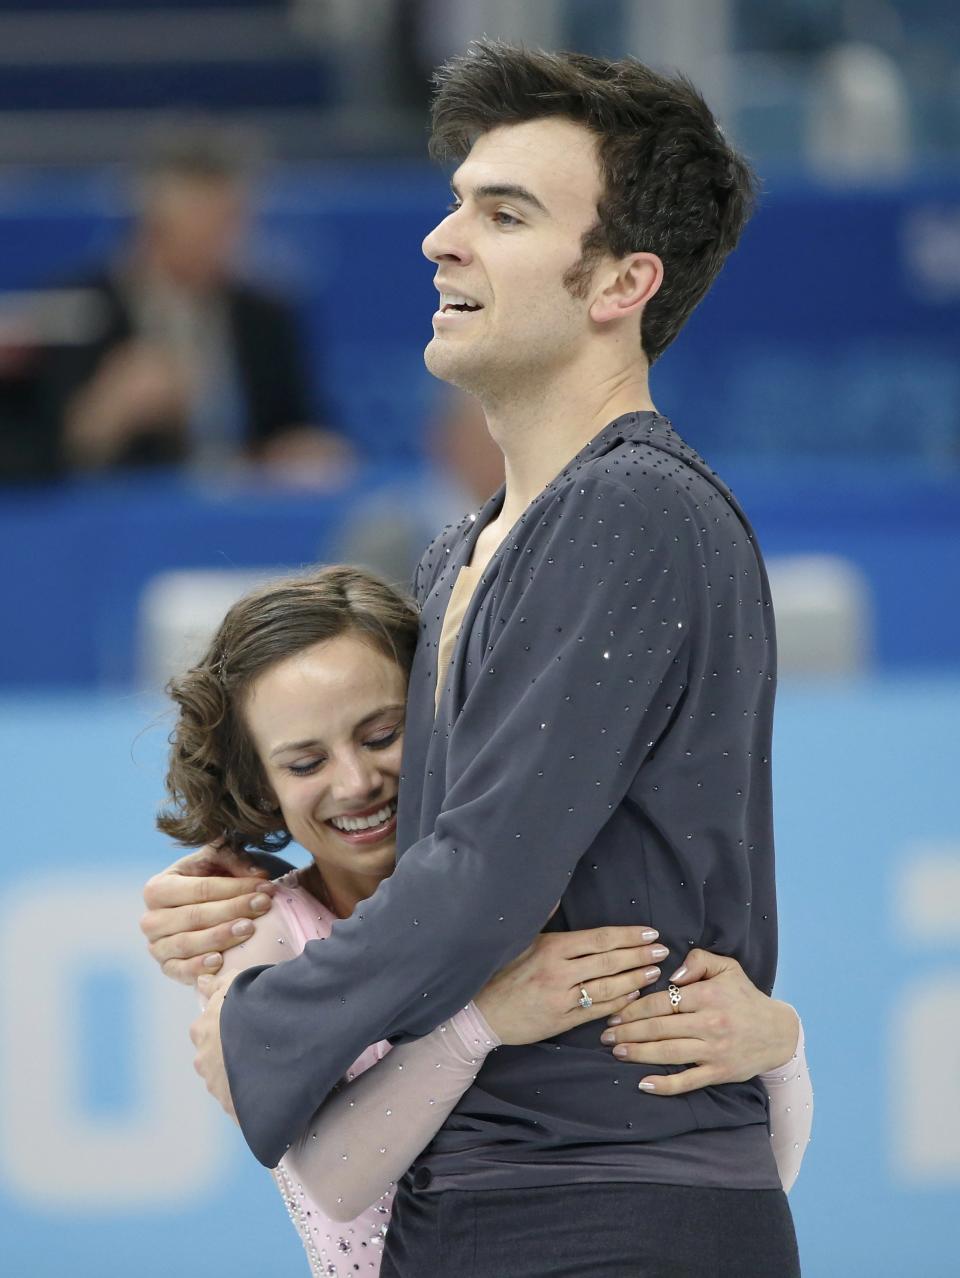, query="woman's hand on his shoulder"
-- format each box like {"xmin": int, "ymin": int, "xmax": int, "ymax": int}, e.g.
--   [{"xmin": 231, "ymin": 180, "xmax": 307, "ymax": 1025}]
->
[{"xmin": 140, "ymin": 844, "xmax": 277, "ymax": 986}]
